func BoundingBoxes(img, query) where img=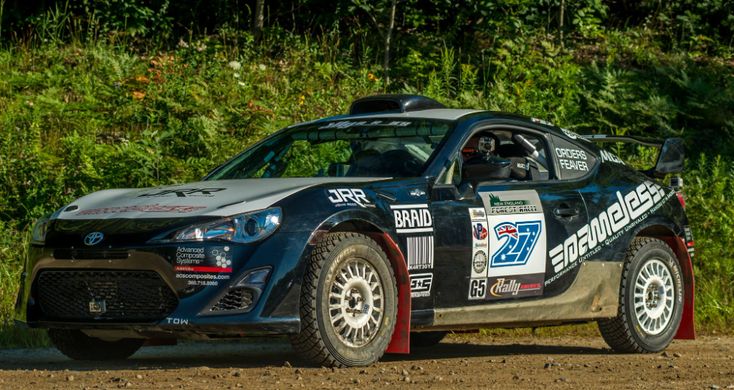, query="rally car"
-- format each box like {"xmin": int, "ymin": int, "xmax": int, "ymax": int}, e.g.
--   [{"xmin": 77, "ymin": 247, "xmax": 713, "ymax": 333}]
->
[{"xmin": 16, "ymin": 94, "xmax": 695, "ymax": 367}]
